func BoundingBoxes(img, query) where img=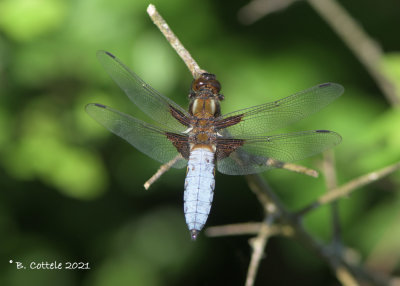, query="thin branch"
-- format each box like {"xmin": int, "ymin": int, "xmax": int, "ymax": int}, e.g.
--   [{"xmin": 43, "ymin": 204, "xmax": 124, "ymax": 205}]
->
[
  {"xmin": 278, "ymin": 162, "xmax": 318, "ymax": 177},
  {"xmin": 147, "ymin": 4, "xmax": 206, "ymax": 78},
  {"xmin": 144, "ymin": 155, "xmax": 182, "ymax": 190},
  {"xmin": 206, "ymin": 222, "xmax": 294, "ymax": 237},
  {"xmin": 245, "ymin": 217, "xmax": 276, "ymax": 286},
  {"xmin": 298, "ymin": 161, "xmax": 400, "ymax": 215},
  {"xmin": 206, "ymin": 222, "xmax": 262, "ymax": 237},
  {"xmin": 322, "ymin": 150, "xmax": 341, "ymax": 247}
]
